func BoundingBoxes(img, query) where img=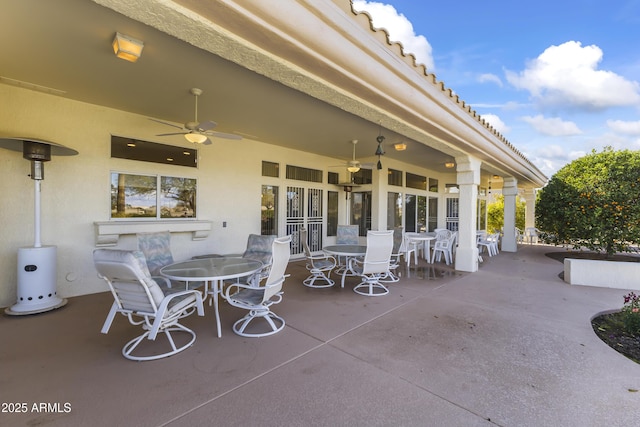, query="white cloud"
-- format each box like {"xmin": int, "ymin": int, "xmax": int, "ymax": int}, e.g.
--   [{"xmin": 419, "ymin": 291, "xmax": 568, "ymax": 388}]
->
[
  {"xmin": 477, "ymin": 73, "xmax": 503, "ymax": 87},
  {"xmin": 480, "ymin": 114, "xmax": 510, "ymax": 134},
  {"xmin": 606, "ymin": 119, "xmax": 640, "ymax": 136},
  {"xmin": 521, "ymin": 114, "xmax": 582, "ymax": 136},
  {"xmin": 505, "ymin": 41, "xmax": 640, "ymax": 110},
  {"xmin": 352, "ymin": 1, "xmax": 434, "ymax": 70}
]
